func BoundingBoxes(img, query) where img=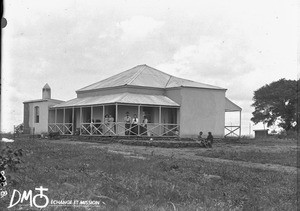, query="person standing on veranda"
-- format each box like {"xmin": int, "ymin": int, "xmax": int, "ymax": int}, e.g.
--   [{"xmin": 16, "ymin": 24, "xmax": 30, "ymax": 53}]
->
[
  {"xmin": 108, "ymin": 114, "xmax": 115, "ymax": 135},
  {"xmin": 131, "ymin": 114, "xmax": 138, "ymax": 135},
  {"xmin": 104, "ymin": 114, "xmax": 109, "ymax": 135},
  {"xmin": 141, "ymin": 115, "xmax": 148, "ymax": 136},
  {"xmin": 124, "ymin": 112, "xmax": 131, "ymax": 135}
]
